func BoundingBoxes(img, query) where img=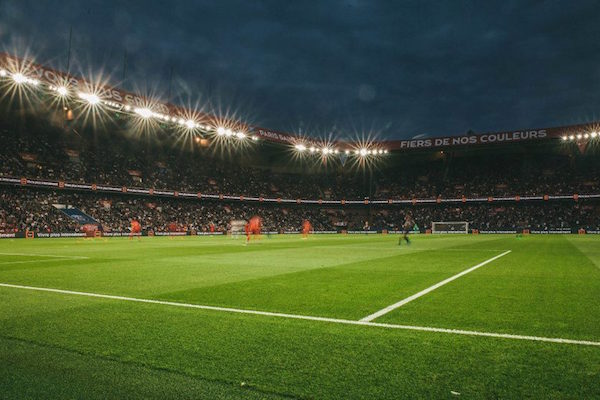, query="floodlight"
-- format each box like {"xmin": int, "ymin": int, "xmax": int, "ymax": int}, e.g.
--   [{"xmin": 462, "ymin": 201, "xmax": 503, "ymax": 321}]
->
[
  {"xmin": 295, "ymin": 144, "xmax": 307, "ymax": 152},
  {"xmin": 56, "ymin": 86, "xmax": 68, "ymax": 96},
  {"xmin": 0, "ymin": 69, "xmax": 6, "ymax": 77},
  {"xmin": 78, "ymin": 92, "xmax": 101, "ymax": 105},
  {"xmin": 135, "ymin": 108, "xmax": 154, "ymax": 118},
  {"xmin": 11, "ymin": 73, "xmax": 26, "ymax": 84},
  {"xmin": 309, "ymin": 146, "xmax": 316, "ymax": 153},
  {"xmin": 344, "ymin": 150, "xmax": 350, "ymax": 155},
  {"xmin": 584, "ymin": 133, "xmax": 590, "ymax": 139},
  {"xmin": 591, "ymin": 132, "xmax": 598, "ymax": 138},
  {"xmin": 185, "ymin": 119, "xmax": 197, "ymax": 129},
  {"xmin": 217, "ymin": 127, "xmax": 226, "ymax": 135},
  {"xmin": 359, "ymin": 148, "xmax": 368, "ymax": 156},
  {"xmin": 235, "ymin": 131, "xmax": 246, "ymax": 139},
  {"xmin": 11, "ymin": 73, "xmax": 38, "ymax": 85},
  {"xmin": 576, "ymin": 134, "xmax": 582, "ymax": 139}
]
